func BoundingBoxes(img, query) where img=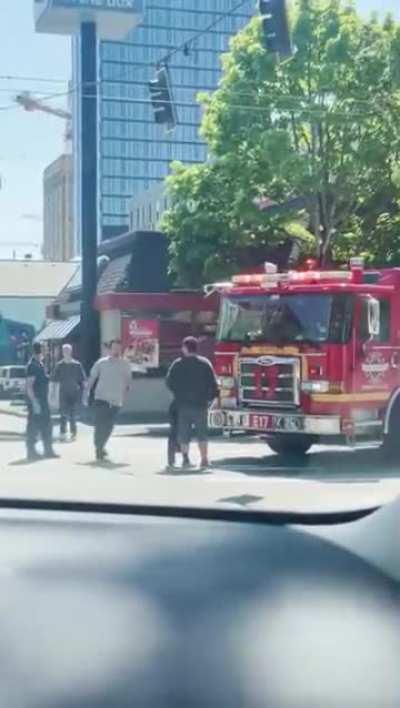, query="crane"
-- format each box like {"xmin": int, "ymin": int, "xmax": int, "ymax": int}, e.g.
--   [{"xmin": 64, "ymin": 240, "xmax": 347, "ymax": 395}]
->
[{"xmin": 15, "ymin": 92, "xmax": 72, "ymax": 141}]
